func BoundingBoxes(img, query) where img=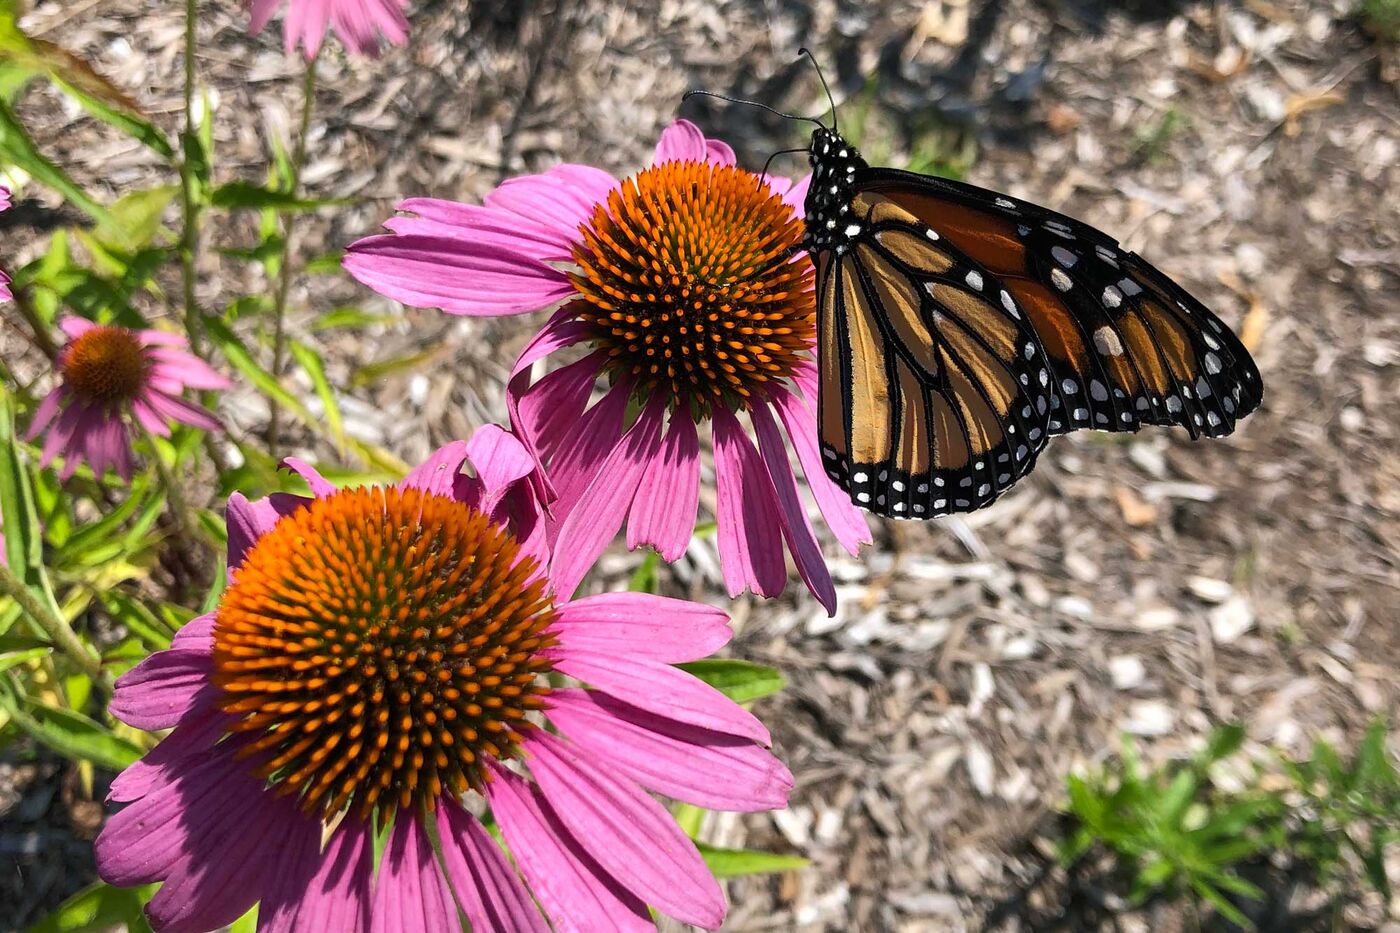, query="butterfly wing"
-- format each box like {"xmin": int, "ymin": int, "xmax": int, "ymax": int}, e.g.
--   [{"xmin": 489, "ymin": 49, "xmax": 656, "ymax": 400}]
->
[
  {"xmin": 815, "ymin": 191, "xmax": 1056, "ymax": 519},
  {"xmin": 854, "ymin": 169, "xmax": 1264, "ymax": 438}
]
